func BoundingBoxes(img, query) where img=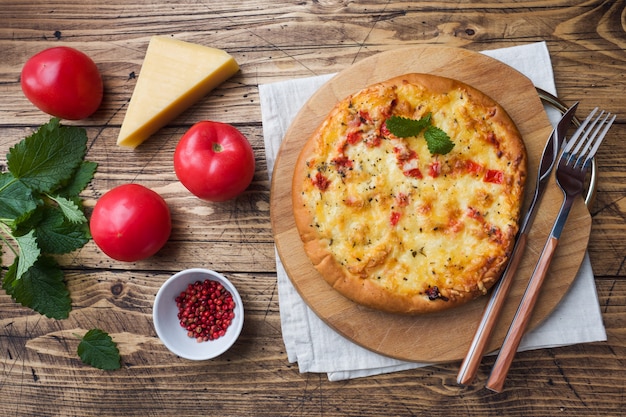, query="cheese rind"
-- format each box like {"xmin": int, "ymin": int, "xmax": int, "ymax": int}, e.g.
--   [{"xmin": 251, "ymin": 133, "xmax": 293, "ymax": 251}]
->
[{"xmin": 117, "ymin": 36, "xmax": 239, "ymax": 148}]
